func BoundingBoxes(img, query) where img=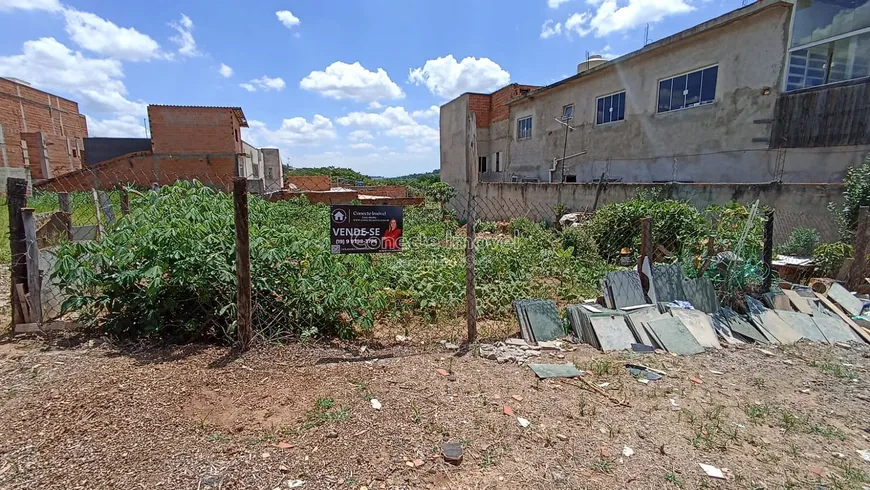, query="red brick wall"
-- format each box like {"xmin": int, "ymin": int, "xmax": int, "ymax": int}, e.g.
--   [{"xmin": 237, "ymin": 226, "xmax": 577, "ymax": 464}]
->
[
  {"xmin": 354, "ymin": 186, "xmax": 407, "ymax": 198},
  {"xmin": 286, "ymin": 175, "xmax": 331, "ymax": 191},
  {"xmin": 35, "ymin": 151, "xmax": 237, "ymax": 193},
  {"xmin": 0, "ymin": 78, "xmax": 87, "ymax": 175},
  {"xmin": 468, "ymin": 94, "xmax": 491, "ymax": 129},
  {"xmin": 491, "ymin": 85, "xmax": 538, "ymax": 123},
  {"xmin": 148, "ymin": 106, "xmax": 238, "ymax": 155},
  {"xmin": 268, "ymin": 189, "xmax": 358, "ymax": 204}
]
